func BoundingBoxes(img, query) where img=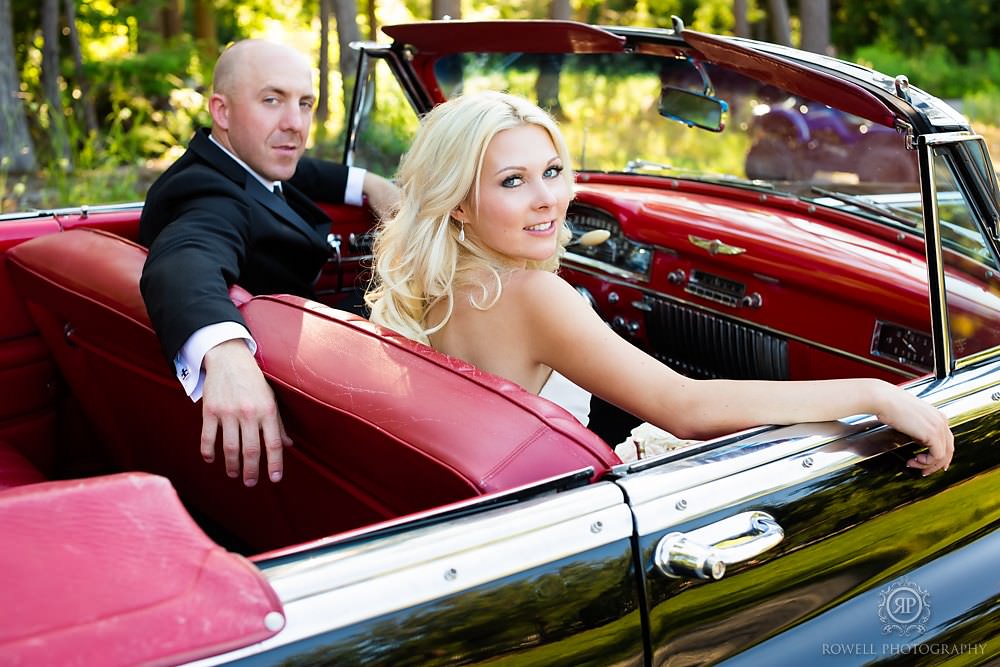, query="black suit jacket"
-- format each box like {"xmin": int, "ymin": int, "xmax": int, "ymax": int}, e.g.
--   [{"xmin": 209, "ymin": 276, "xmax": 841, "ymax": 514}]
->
[{"xmin": 139, "ymin": 128, "xmax": 350, "ymax": 360}]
